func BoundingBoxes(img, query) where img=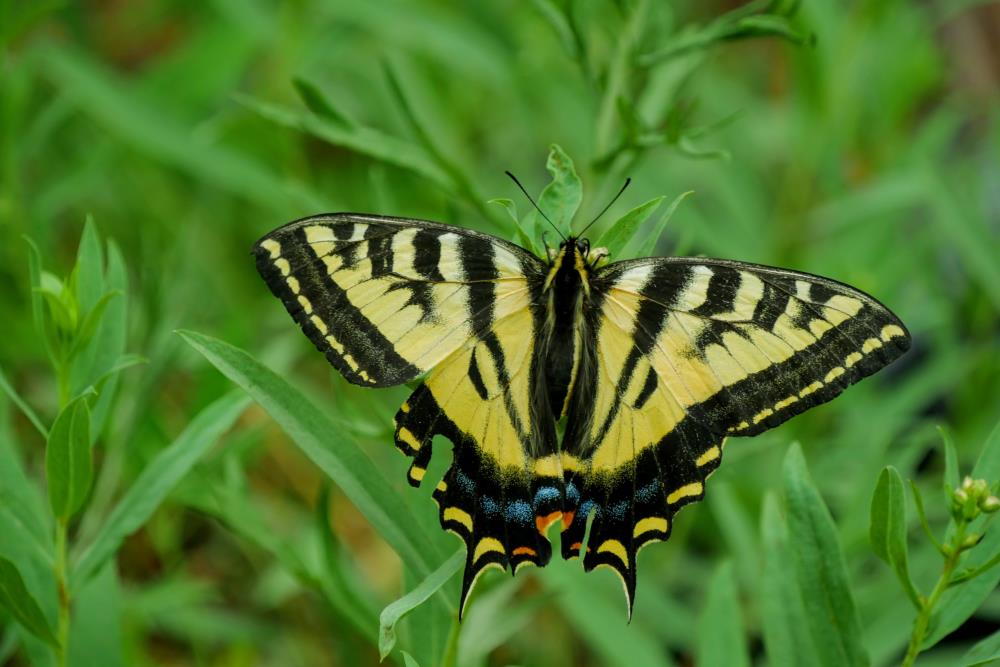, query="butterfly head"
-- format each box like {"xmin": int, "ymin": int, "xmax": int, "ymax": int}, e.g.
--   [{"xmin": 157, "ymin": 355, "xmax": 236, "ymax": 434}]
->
[
  {"xmin": 544, "ymin": 237, "xmax": 608, "ymax": 296},
  {"xmin": 555, "ymin": 237, "xmax": 608, "ymax": 268}
]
